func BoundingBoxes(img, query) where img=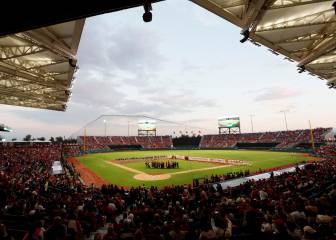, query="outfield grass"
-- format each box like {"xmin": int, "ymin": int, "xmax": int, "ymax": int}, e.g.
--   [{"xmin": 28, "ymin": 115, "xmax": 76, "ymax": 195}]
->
[{"xmin": 77, "ymin": 149, "xmax": 313, "ymax": 187}]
